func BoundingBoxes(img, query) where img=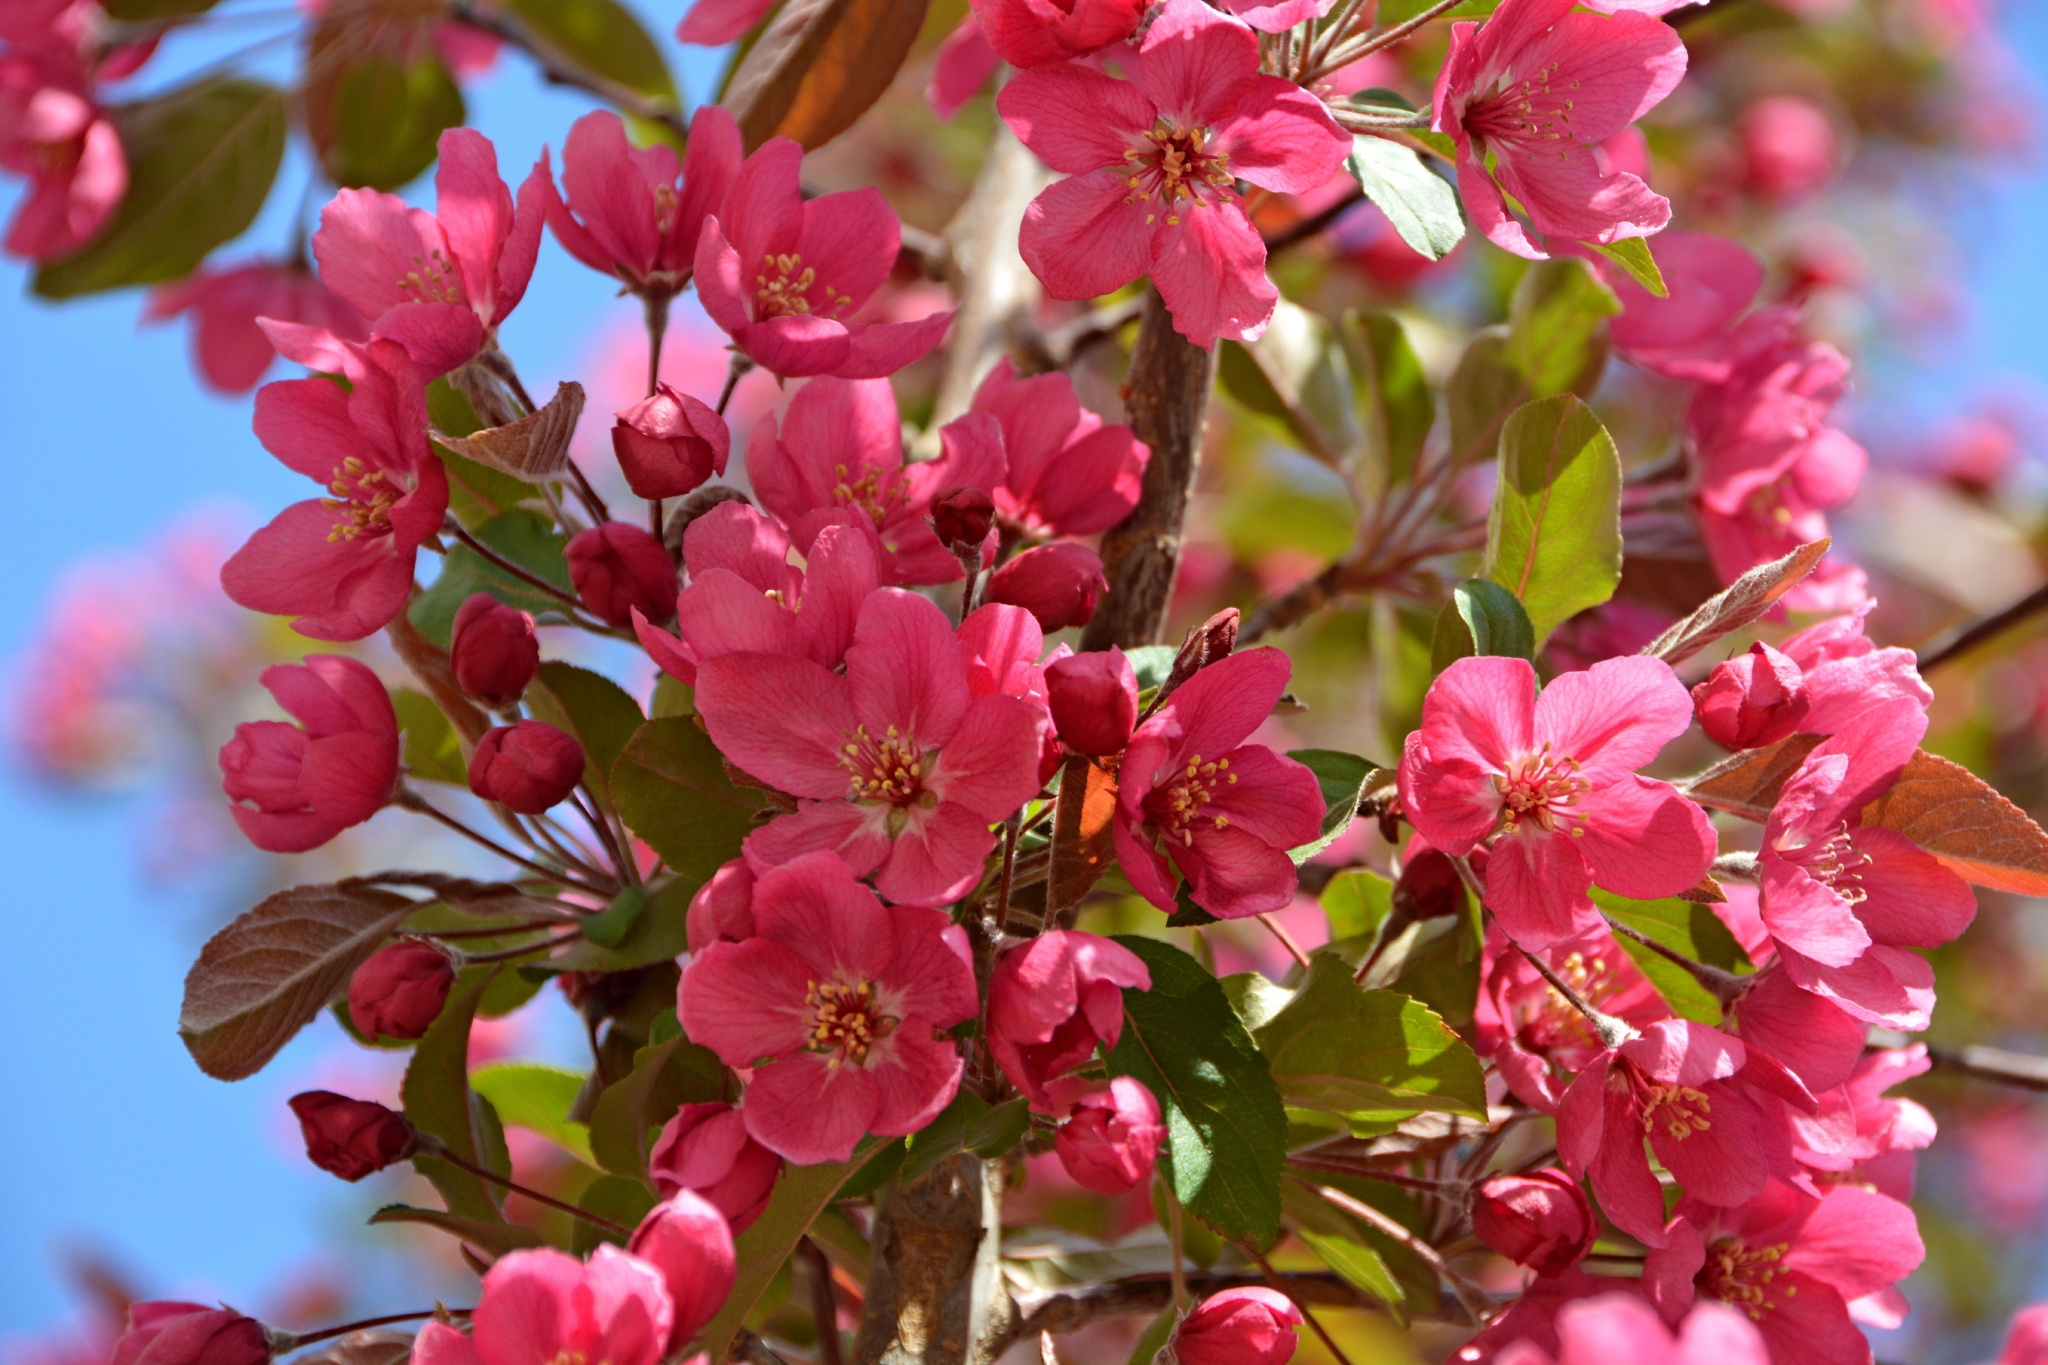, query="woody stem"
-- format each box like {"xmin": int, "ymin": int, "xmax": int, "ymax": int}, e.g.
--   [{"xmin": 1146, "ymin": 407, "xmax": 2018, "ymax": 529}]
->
[
  {"xmin": 395, "ymin": 788, "xmax": 614, "ymax": 893},
  {"xmin": 716, "ymin": 353, "xmax": 752, "ymax": 417},
  {"xmin": 414, "ymin": 1135, "xmax": 632, "ymax": 1236},
  {"xmin": 1601, "ymin": 915, "xmax": 1751, "ymax": 1010},
  {"xmin": 443, "ymin": 520, "xmax": 590, "ymax": 615},
  {"xmin": 1244, "ymin": 1245, "xmax": 1359, "ymax": 1365},
  {"xmin": 271, "ymin": 1309, "xmax": 472, "ymax": 1350},
  {"xmin": 1300, "ymin": 1181, "xmax": 1493, "ymax": 1326}
]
